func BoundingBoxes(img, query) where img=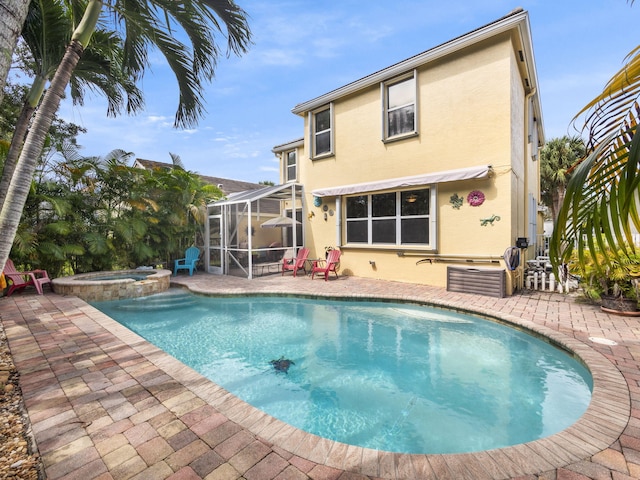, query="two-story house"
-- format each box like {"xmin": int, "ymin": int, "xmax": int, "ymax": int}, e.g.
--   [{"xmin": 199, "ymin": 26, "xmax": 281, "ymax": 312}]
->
[{"xmin": 269, "ymin": 8, "xmax": 543, "ymax": 294}]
